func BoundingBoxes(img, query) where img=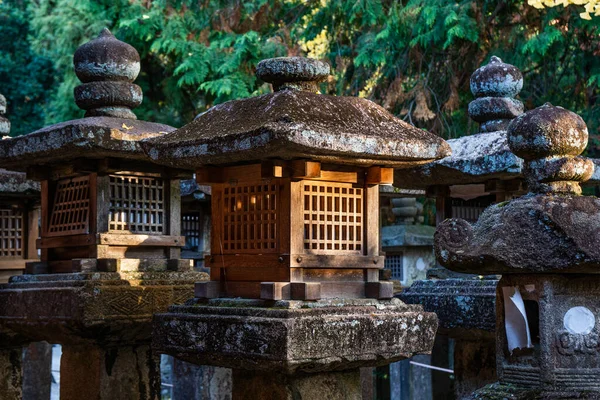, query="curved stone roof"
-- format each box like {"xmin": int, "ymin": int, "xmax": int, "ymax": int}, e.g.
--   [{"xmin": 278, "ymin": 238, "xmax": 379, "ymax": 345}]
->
[
  {"xmin": 394, "ymin": 130, "xmax": 523, "ymax": 189},
  {"xmin": 0, "ymin": 117, "xmax": 174, "ymax": 171},
  {"xmin": 142, "ymin": 89, "xmax": 451, "ymax": 169}
]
